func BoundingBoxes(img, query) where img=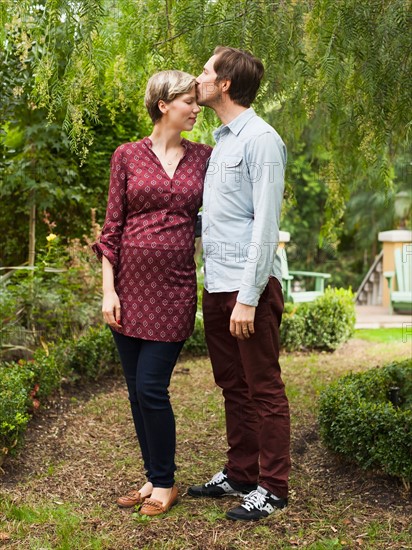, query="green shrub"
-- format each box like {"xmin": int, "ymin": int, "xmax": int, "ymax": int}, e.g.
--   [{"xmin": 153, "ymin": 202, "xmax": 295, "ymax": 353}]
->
[
  {"xmin": 280, "ymin": 288, "xmax": 355, "ymax": 351},
  {"xmin": 0, "ymin": 325, "xmax": 118, "ymax": 460},
  {"xmin": 305, "ymin": 288, "xmax": 356, "ymax": 350},
  {"xmin": 318, "ymin": 359, "xmax": 412, "ymax": 484},
  {"xmin": 0, "ymin": 350, "xmax": 64, "ymax": 460},
  {"xmin": 279, "ymin": 303, "xmax": 306, "ymax": 351},
  {"xmin": 183, "ymin": 268, "xmax": 208, "ymax": 356},
  {"xmin": 0, "ymin": 231, "xmax": 102, "ymax": 362},
  {"xmin": 184, "ymin": 312, "xmax": 208, "ymax": 356},
  {"xmin": 1, "ymin": 267, "xmax": 102, "ymax": 355},
  {"xmin": 29, "ymin": 349, "xmax": 63, "ymax": 399},
  {"xmin": 0, "ymin": 364, "xmax": 32, "ymax": 460},
  {"xmin": 59, "ymin": 325, "xmax": 118, "ymax": 380}
]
